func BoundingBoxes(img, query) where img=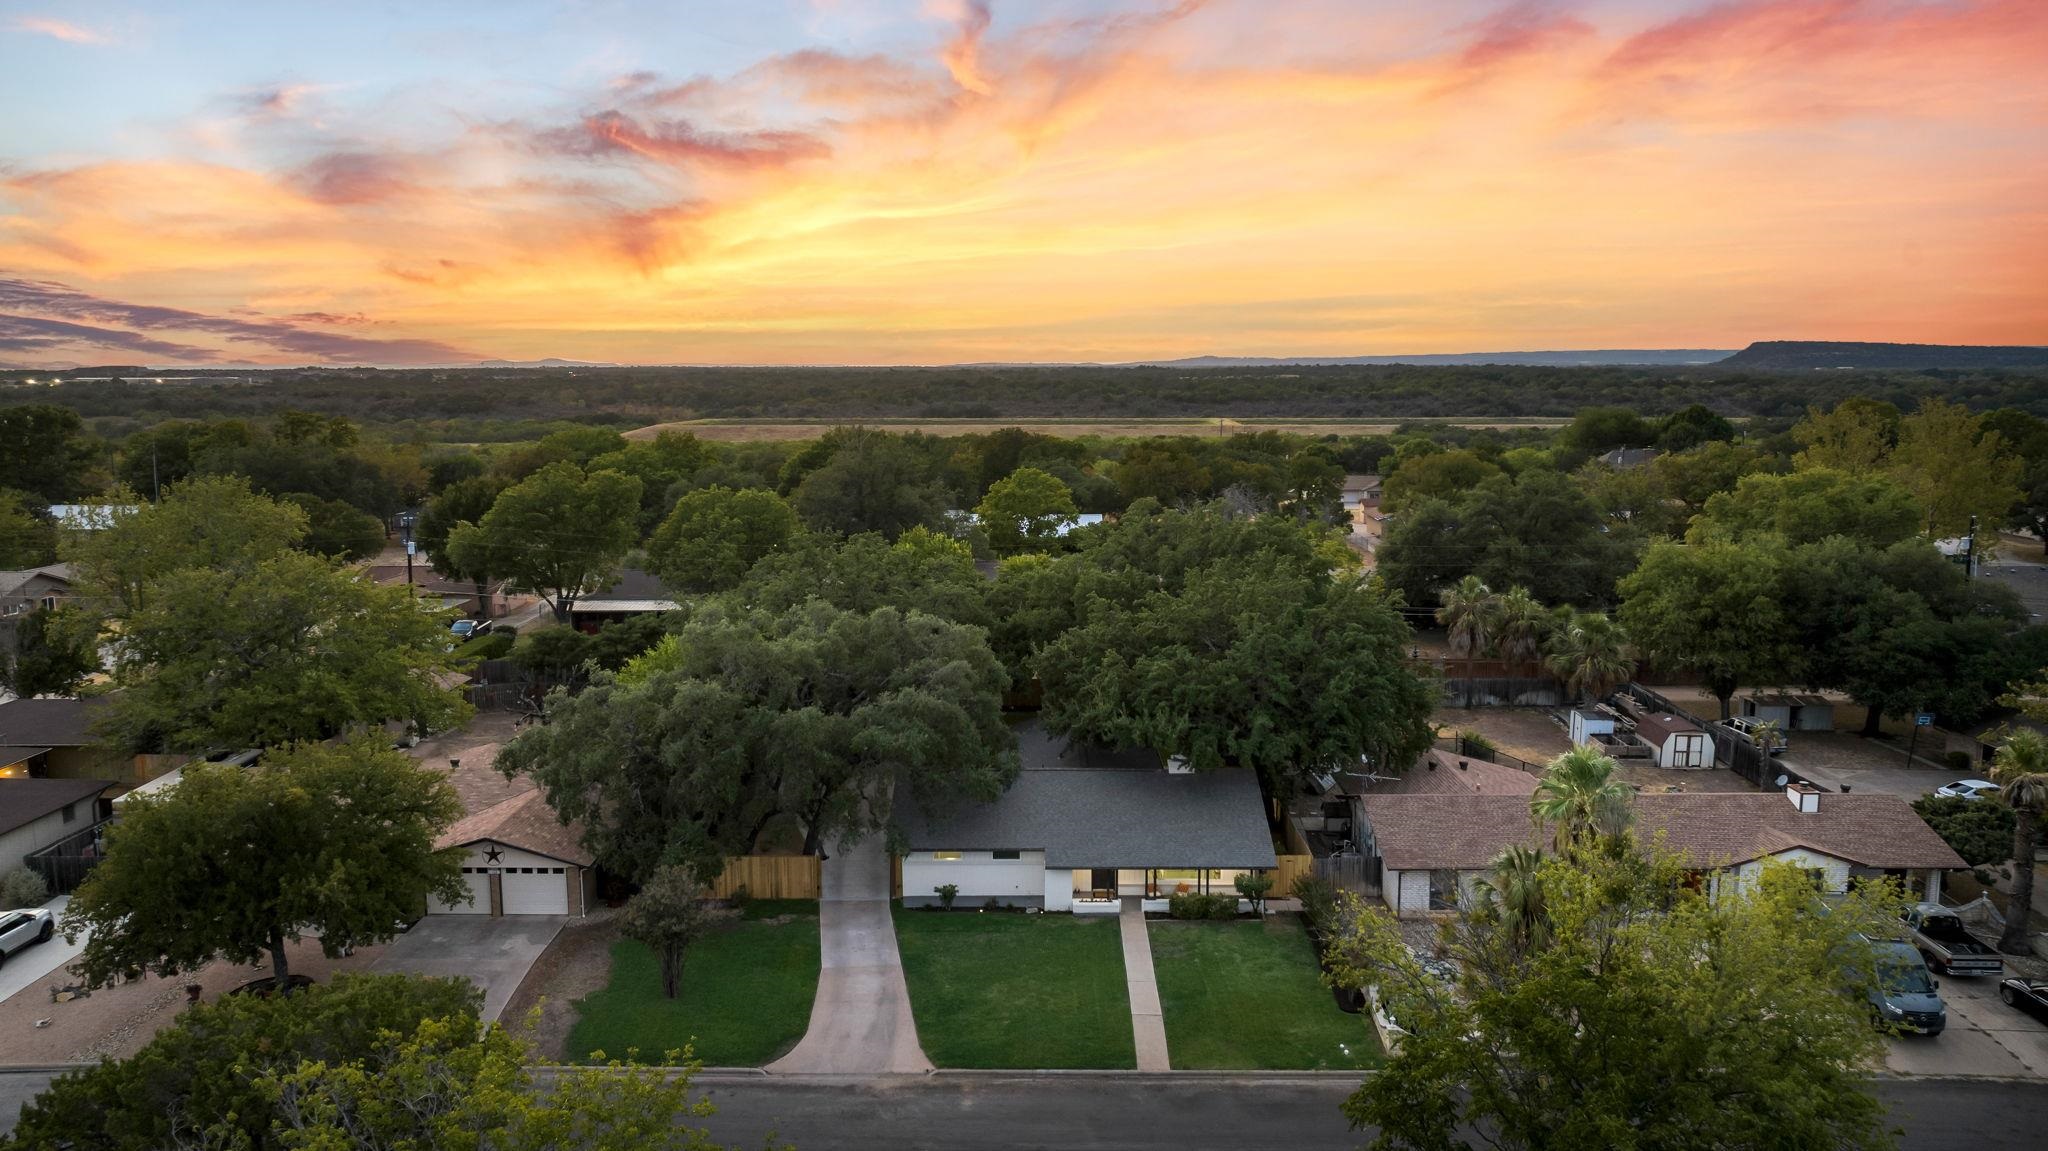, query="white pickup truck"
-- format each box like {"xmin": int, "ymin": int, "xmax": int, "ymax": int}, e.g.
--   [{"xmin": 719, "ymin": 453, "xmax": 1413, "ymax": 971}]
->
[{"xmin": 1902, "ymin": 902, "xmax": 2004, "ymax": 978}]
